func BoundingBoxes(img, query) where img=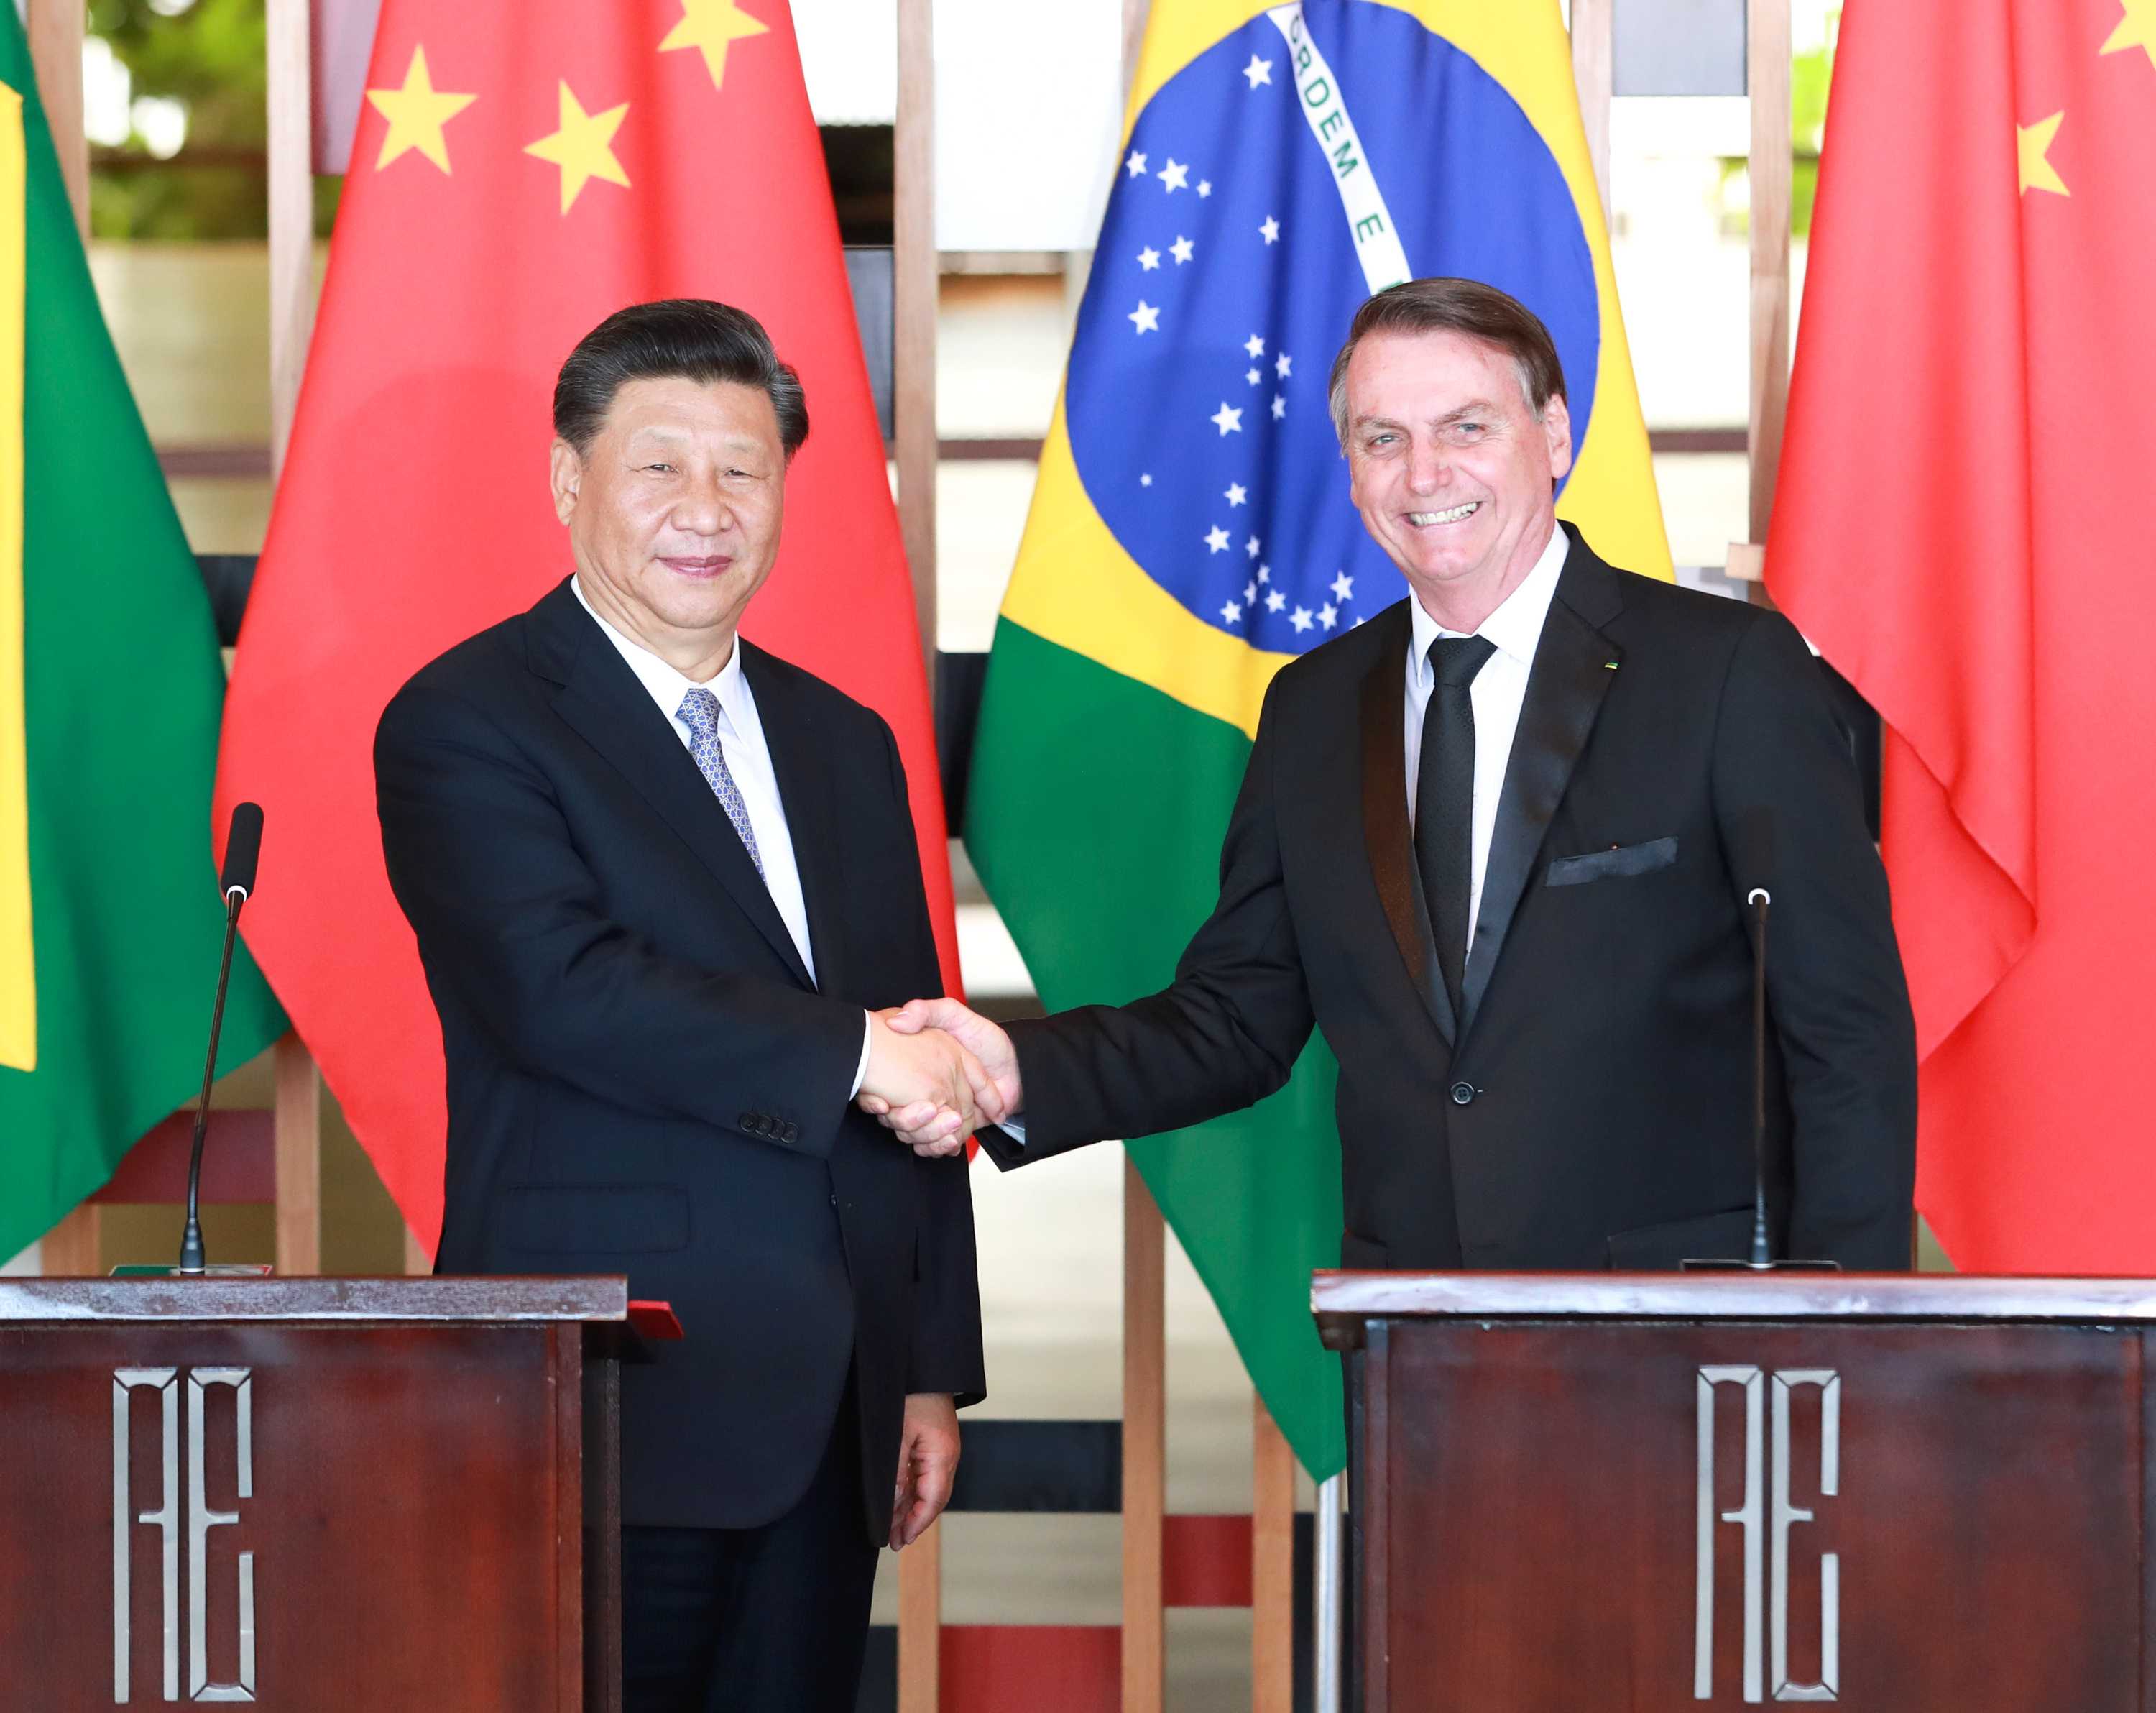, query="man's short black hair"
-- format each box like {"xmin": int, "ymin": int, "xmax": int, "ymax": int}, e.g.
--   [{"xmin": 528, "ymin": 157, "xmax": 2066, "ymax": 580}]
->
[{"xmin": 553, "ymin": 299, "xmax": 809, "ymax": 457}]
